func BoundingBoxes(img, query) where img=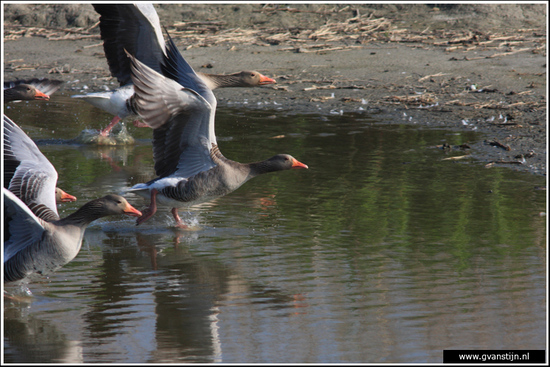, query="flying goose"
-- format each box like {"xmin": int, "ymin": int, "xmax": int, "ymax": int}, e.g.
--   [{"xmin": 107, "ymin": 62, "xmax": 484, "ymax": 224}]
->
[
  {"xmin": 125, "ymin": 37, "xmax": 306, "ymax": 228},
  {"xmin": 72, "ymin": 3, "xmax": 275, "ymax": 137}
]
